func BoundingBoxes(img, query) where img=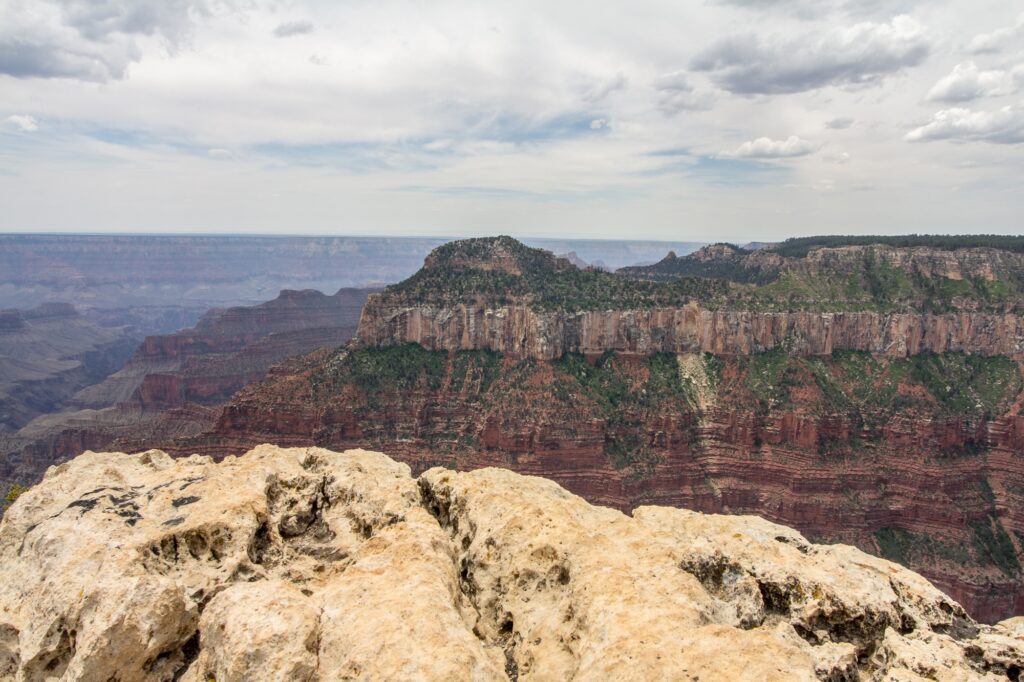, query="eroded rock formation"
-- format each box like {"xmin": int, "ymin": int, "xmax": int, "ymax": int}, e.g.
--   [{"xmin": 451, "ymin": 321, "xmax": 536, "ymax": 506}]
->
[{"xmin": 1, "ymin": 445, "xmax": 1022, "ymax": 681}]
